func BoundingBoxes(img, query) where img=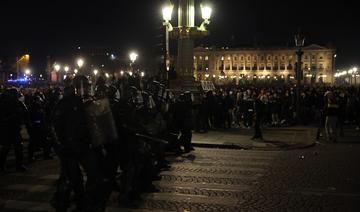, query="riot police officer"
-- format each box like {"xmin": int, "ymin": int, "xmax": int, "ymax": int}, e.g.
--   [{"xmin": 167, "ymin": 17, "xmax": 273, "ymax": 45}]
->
[
  {"xmin": 0, "ymin": 88, "xmax": 28, "ymax": 173},
  {"xmin": 175, "ymin": 91, "xmax": 194, "ymax": 153},
  {"xmin": 51, "ymin": 75, "xmax": 107, "ymax": 212}
]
